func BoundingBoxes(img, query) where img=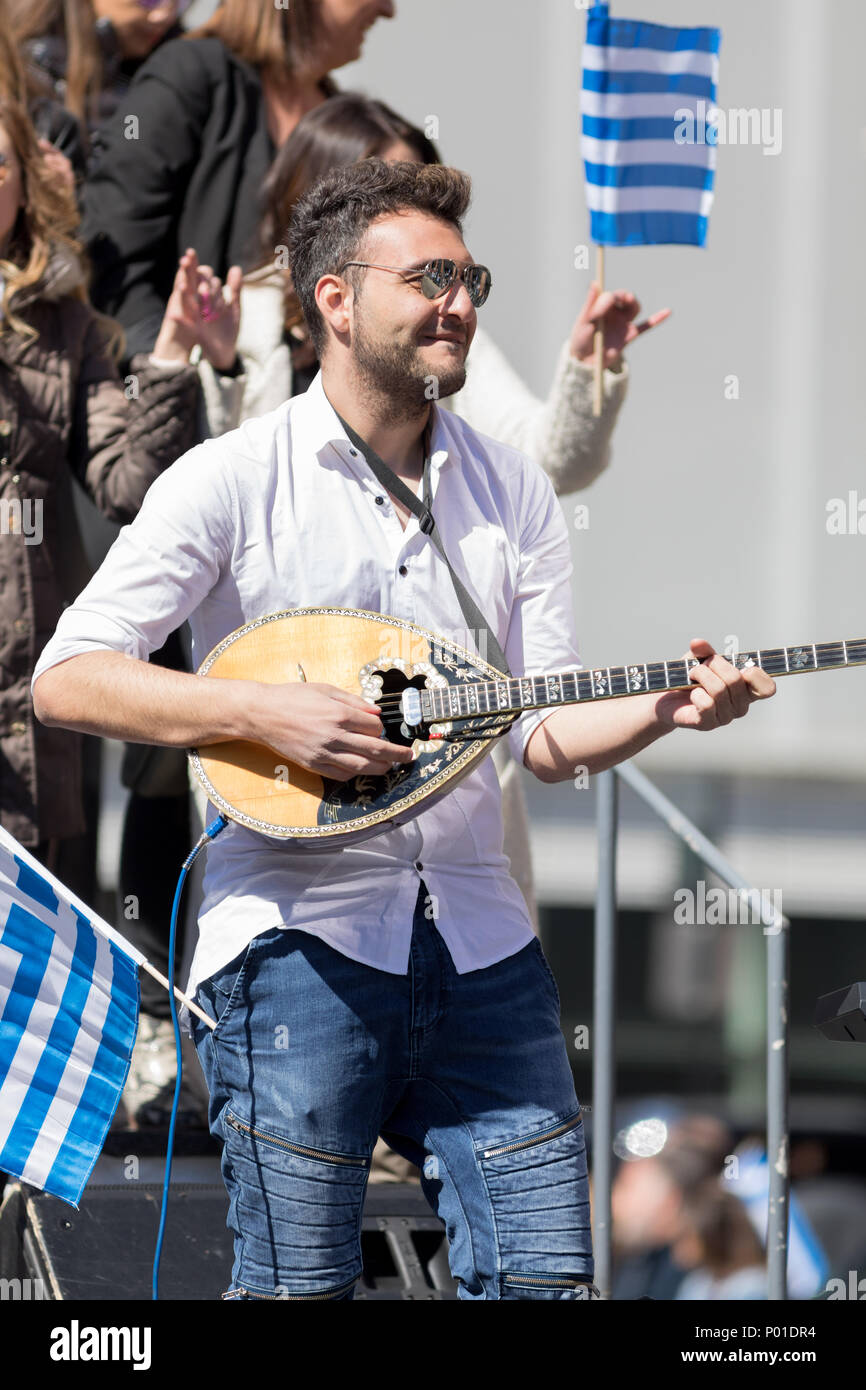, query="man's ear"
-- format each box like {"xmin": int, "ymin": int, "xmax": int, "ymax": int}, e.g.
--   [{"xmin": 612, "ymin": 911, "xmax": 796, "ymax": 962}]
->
[{"xmin": 315, "ymin": 273, "xmax": 352, "ymax": 343}]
